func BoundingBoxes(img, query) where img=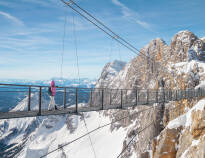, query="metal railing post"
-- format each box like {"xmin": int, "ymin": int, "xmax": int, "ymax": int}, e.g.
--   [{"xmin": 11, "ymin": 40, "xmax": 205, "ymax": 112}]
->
[
  {"xmin": 125, "ymin": 90, "xmax": 127, "ymax": 104},
  {"xmin": 170, "ymin": 90, "xmax": 172, "ymax": 101},
  {"xmin": 199, "ymin": 88, "xmax": 201, "ymax": 98},
  {"xmin": 176, "ymin": 90, "xmax": 178, "ymax": 101},
  {"xmin": 185, "ymin": 89, "xmax": 187, "ymax": 99},
  {"xmin": 184, "ymin": 90, "xmax": 186, "ymax": 99},
  {"xmin": 200, "ymin": 88, "xmax": 202, "ymax": 97},
  {"xmin": 188, "ymin": 90, "xmax": 190, "ymax": 98},
  {"xmin": 110, "ymin": 89, "xmax": 112, "ymax": 105},
  {"xmin": 147, "ymin": 89, "xmax": 149, "ymax": 104},
  {"xmin": 28, "ymin": 87, "xmax": 31, "ymax": 111},
  {"xmin": 156, "ymin": 90, "xmax": 158, "ymax": 103},
  {"xmin": 64, "ymin": 88, "xmax": 66, "ymax": 109},
  {"xmin": 76, "ymin": 88, "xmax": 78, "ymax": 113},
  {"xmin": 179, "ymin": 90, "xmax": 181, "ymax": 100},
  {"xmin": 90, "ymin": 89, "xmax": 93, "ymax": 106},
  {"xmin": 136, "ymin": 89, "xmax": 138, "ymax": 105},
  {"xmin": 121, "ymin": 89, "xmax": 123, "ymax": 109},
  {"xmin": 191, "ymin": 89, "xmax": 193, "ymax": 98},
  {"xmin": 163, "ymin": 89, "xmax": 165, "ymax": 102},
  {"xmin": 38, "ymin": 87, "xmax": 42, "ymax": 115},
  {"xmin": 102, "ymin": 89, "xmax": 104, "ymax": 110}
]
